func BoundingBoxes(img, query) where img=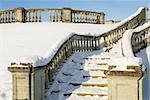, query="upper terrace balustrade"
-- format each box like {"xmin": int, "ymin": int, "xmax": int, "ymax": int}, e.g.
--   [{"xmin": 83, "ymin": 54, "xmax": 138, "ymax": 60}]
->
[{"xmin": 0, "ymin": 7, "xmax": 105, "ymax": 24}]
